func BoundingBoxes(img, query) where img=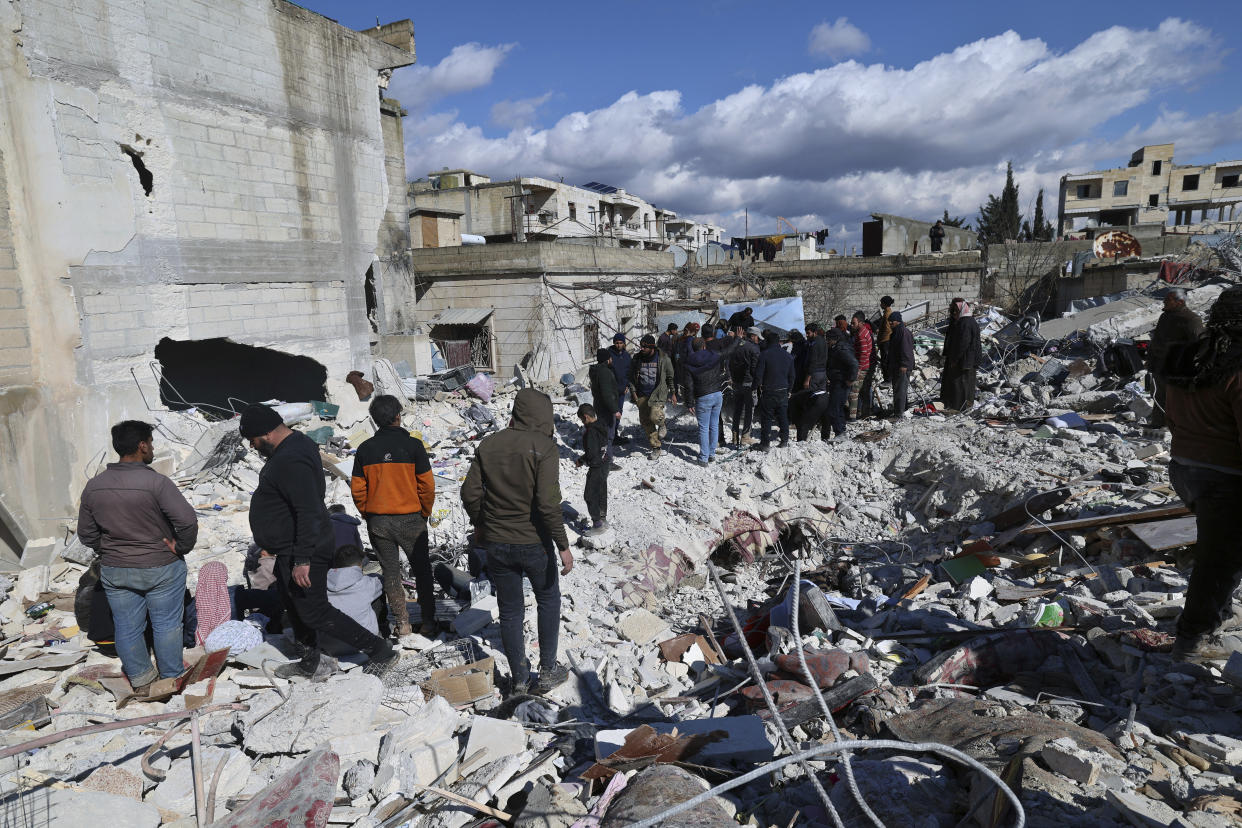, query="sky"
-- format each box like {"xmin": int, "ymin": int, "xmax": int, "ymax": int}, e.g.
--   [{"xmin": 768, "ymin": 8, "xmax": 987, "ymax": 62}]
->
[{"xmin": 302, "ymin": 0, "xmax": 1242, "ymax": 250}]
